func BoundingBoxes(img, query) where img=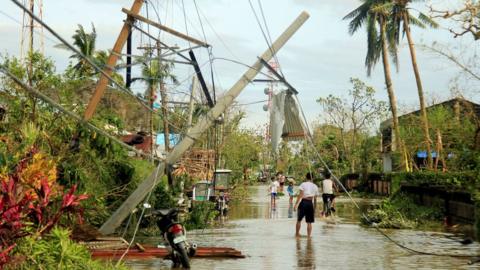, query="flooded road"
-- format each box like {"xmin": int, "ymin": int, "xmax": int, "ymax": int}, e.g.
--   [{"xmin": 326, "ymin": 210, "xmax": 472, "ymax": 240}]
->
[{"xmin": 128, "ymin": 185, "xmax": 480, "ymax": 269}]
